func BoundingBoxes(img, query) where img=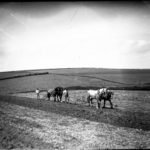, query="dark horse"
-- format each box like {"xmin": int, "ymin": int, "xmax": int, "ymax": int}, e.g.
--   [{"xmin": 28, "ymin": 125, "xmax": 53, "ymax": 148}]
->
[
  {"xmin": 97, "ymin": 91, "xmax": 114, "ymax": 109},
  {"xmin": 54, "ymin": 86, "xmax": 64, "ymax": 102},
  {"xmin": 47, "ymin": 87, "xmax": 64, "ymax": 102}
]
